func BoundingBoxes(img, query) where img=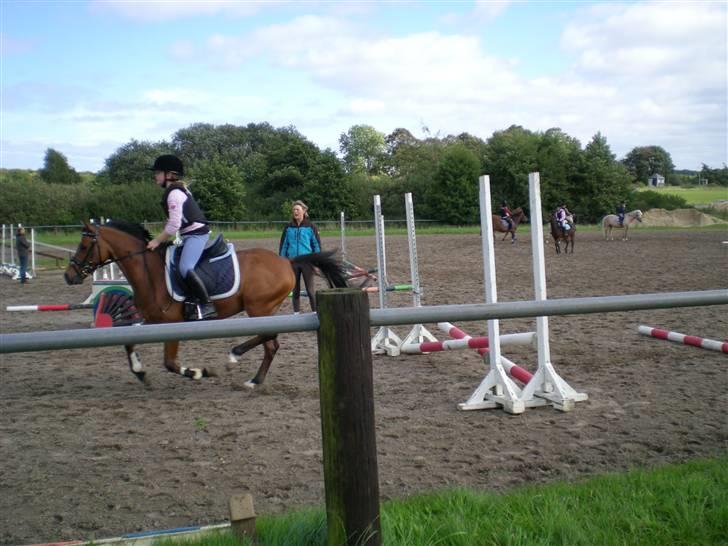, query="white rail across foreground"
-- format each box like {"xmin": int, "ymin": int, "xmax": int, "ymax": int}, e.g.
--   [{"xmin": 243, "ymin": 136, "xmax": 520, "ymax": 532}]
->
[{"xmin": 1, "ymin": 289, "xmax": 726, "ymax": 354}]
